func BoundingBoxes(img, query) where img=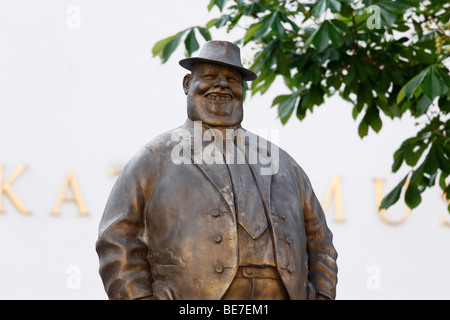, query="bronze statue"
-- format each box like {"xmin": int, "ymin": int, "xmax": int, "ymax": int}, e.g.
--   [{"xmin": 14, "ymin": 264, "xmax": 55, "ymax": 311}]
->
[{"xmin": 96, "ymin": 40, "xmax": 338, "ymax": 300}]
